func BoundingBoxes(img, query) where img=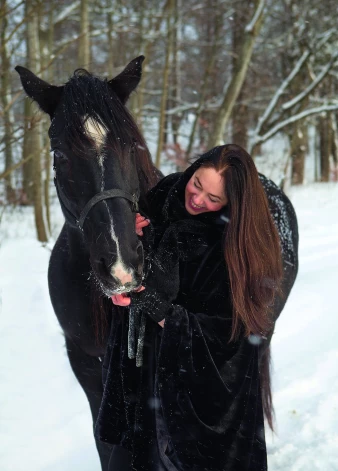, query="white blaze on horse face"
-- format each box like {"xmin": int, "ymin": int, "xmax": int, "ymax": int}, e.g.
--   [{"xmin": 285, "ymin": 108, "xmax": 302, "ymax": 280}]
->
[
  {"xmin": 84, "ymin": 117, "xmax": 107, "ymax": 168},
  {"xmin": 84, "ymin": 116, "xmax": 133, "ymax": 286},
  {"xmin": 109, "ymin": 215, "xmax": 133, "ymax": 286},
  {"xmin": 84, "ymin": 116, "xmax": 107, "ymax": 191}
]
